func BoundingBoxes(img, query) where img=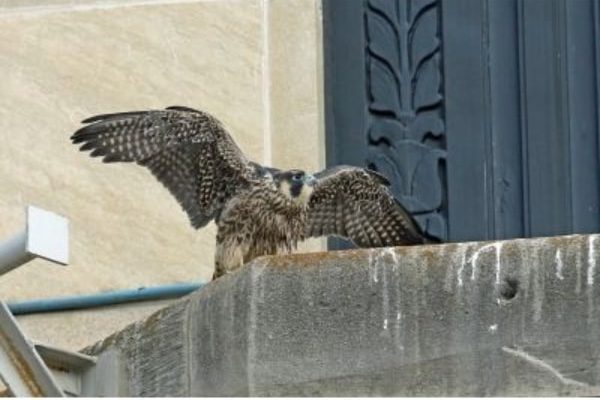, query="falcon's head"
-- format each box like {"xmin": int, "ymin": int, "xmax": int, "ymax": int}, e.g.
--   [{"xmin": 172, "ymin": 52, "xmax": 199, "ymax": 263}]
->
[{"xmin": 273, "ymin": 169, "xmax": 316, "ymax": 205}]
